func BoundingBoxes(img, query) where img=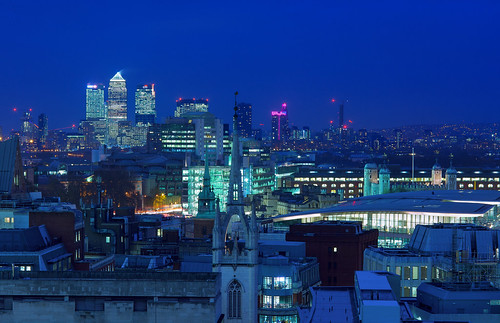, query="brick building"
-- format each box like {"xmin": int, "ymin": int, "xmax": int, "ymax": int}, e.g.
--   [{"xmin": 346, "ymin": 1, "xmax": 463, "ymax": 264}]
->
[{"xmin": 286, "ymin": 221, "xmax": 378, "ymax": 286}]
